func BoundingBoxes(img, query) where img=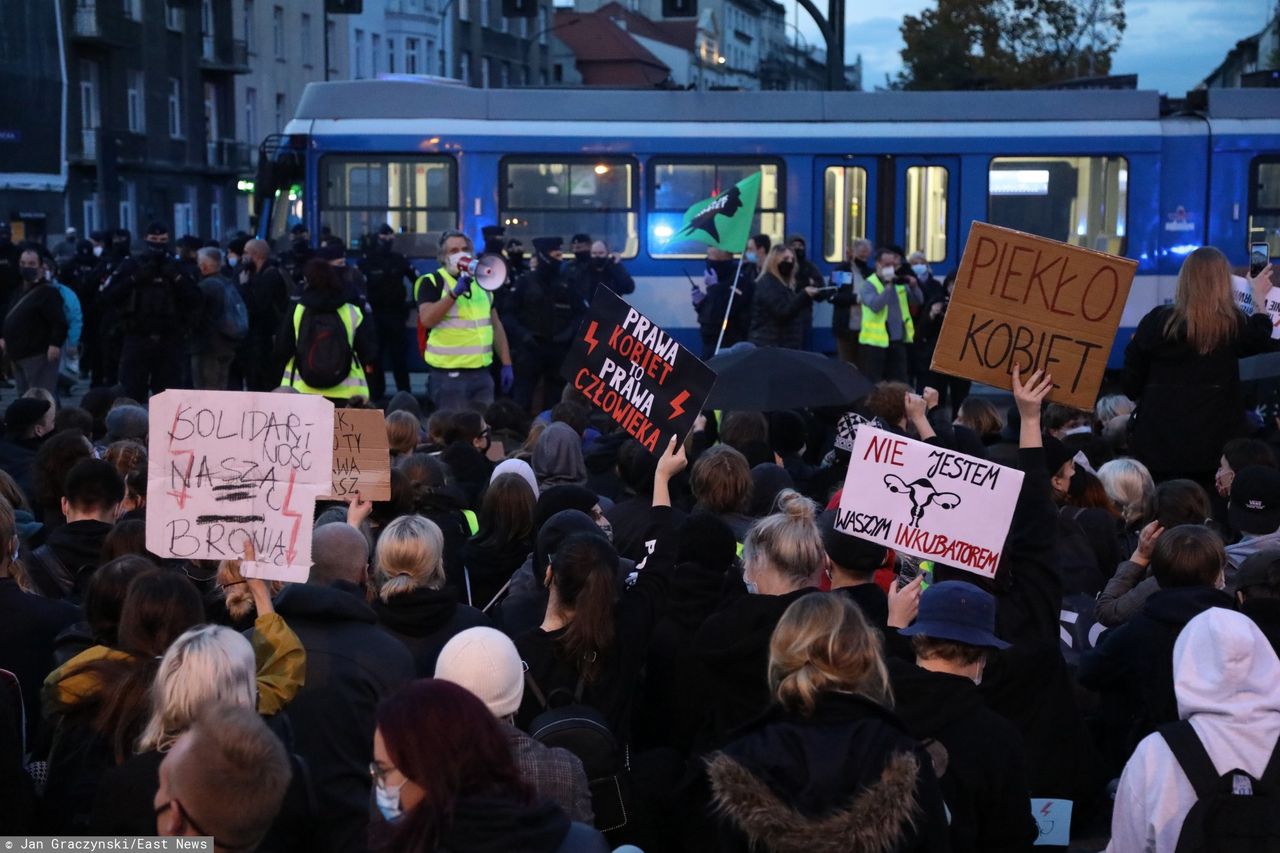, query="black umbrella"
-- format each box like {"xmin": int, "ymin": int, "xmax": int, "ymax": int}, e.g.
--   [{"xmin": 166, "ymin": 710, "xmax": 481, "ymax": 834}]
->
[
  {"xmin": 705, "ymin": 346, "xmax": 874, "ymax": 411},
  {"xmin": 1240, "ymin": 352, "xmax": 1280, "ymax": 383}
]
